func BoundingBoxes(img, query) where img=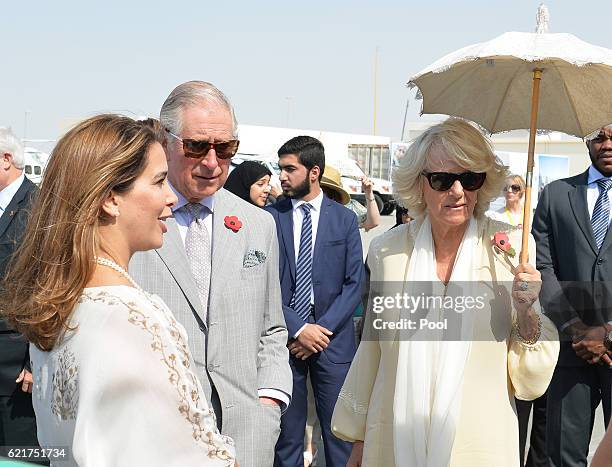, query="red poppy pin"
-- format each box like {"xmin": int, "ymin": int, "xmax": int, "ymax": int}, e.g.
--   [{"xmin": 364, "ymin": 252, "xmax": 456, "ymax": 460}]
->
[
  {"xmin": 224, "ymin": 215, "xmax": 242, "ymax": 233},
  {"xmin": 492, "ymin": 231, "xmax": 515, "ymax": 258}
]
